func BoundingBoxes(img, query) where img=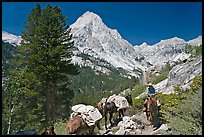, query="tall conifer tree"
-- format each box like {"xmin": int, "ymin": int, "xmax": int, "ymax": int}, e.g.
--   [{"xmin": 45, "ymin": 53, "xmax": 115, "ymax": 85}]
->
[{"xmin": 17, "ymin": 3, "xmax": 79, "ymax": 127}]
